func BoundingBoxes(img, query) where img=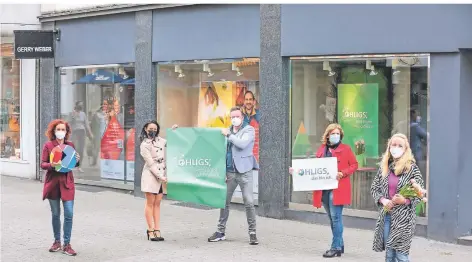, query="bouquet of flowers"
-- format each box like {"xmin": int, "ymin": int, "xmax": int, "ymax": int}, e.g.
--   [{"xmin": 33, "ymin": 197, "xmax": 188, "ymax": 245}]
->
[
  {"xmin": 354, "ymin": 140, "xmax": 365, "ymax": 155},
  {"xmin": 384, "ymin": 179, "xmax": 428, "ymax": 215}
]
